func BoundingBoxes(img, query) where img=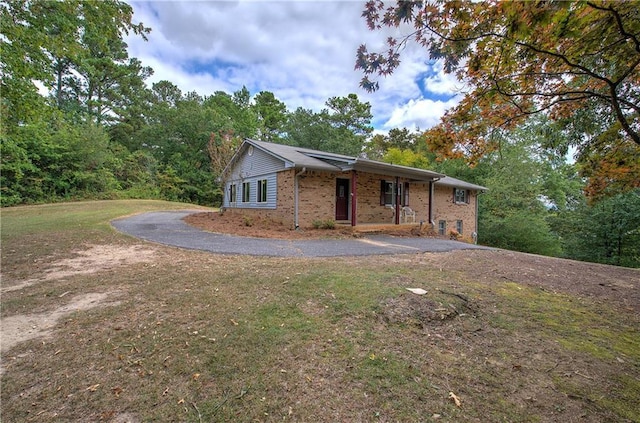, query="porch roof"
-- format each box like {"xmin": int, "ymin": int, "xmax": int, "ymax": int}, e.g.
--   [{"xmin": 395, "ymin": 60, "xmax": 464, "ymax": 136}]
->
[
  {"xmin": 436, "ymin": 176, "xmax": 487, "ymax": 191},
  {"xmin": 246, "ymin": 139, "xmax": 444, "ymax": 182}
]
